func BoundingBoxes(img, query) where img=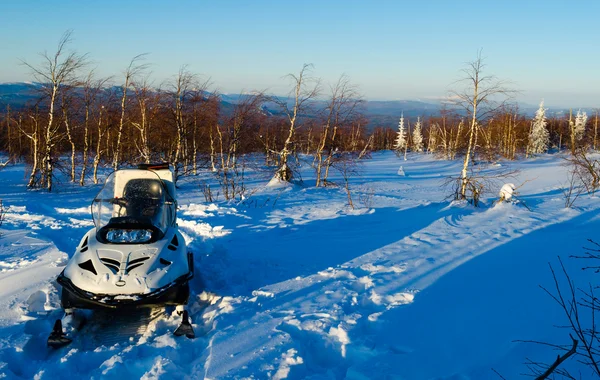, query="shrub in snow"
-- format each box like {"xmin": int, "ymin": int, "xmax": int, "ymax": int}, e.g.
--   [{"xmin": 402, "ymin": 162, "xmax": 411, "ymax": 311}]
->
[
  {"xmin": 565, "ymin": 150, "xmax": 600, "ymax": 195},
  {"xmin": 528, "ymin": 101, "xmax": 549, "ymax": 155},
  {"xmin": 0, "ymin": 200, "xmax": 4, "ymax": 235}
]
